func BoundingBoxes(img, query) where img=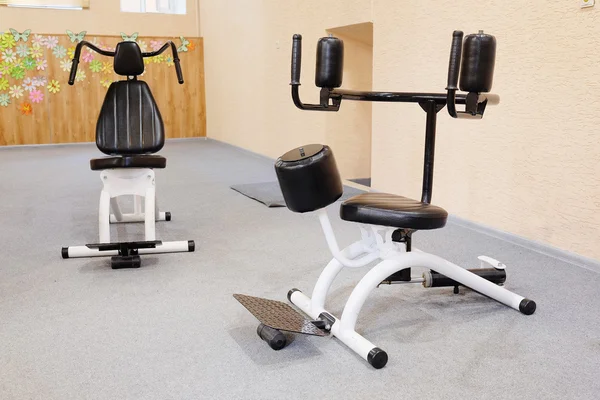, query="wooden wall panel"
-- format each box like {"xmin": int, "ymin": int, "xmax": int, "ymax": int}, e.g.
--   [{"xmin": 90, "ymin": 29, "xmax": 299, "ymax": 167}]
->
[{"xmin": 0, "ymin": 33, "xmax": 206, "ymax": 146}]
